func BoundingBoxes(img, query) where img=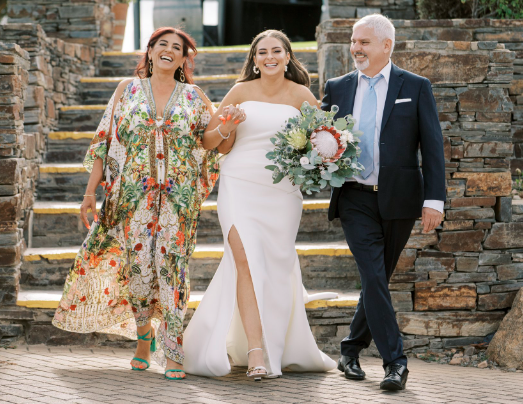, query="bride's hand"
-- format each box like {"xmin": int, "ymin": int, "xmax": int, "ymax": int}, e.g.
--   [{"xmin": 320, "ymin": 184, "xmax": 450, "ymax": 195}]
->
[{"xmin": 218, "ymin": 104, "xmax": 246, "ymax": 133}]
